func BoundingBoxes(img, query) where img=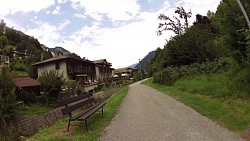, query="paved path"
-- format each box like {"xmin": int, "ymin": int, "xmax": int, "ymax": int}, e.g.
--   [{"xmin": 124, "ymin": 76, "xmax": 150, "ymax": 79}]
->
[{"xmin": 99, "ymin": 81, "xmax": 243, "ymax": 141}]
